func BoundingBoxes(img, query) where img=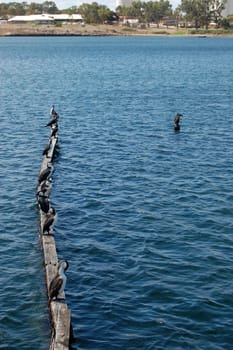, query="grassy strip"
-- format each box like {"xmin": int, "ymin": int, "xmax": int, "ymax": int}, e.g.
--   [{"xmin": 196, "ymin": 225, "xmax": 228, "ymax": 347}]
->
[
  {"xmin": 152, "ymin": 30, "xmax": 170, "ymax": 35},
  {"xmin": 189, "ymin": 29, "xmax": 233, "ymax": 35},
  {"xmin": 121, "ymin": 27, "xmax": 137, "ymax": 32}
]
